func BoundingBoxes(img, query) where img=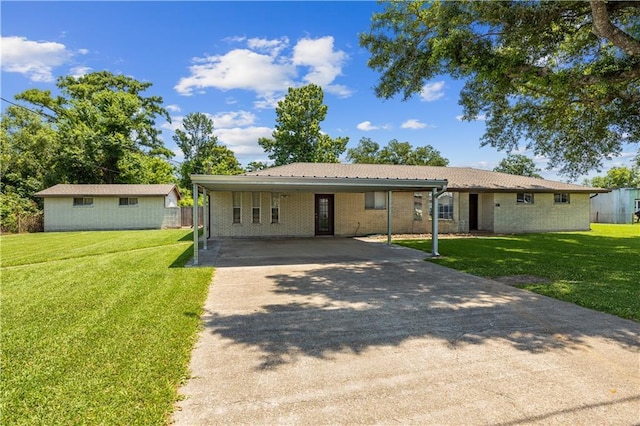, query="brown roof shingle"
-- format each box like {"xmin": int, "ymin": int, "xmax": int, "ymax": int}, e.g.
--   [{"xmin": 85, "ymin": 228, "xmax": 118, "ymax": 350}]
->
[
  {"xmin": 34, "ymin": 184, "xmax": 180, "ymax": 198},
  {"xmin": 248, "ymin": 163, "xmax": 607, "ymax": 193}
]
